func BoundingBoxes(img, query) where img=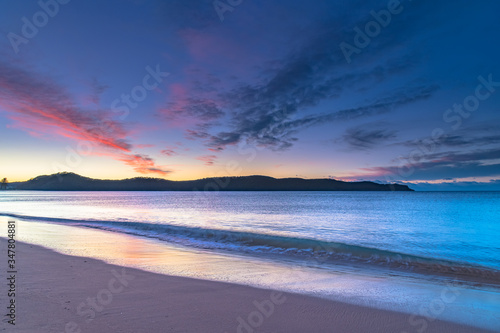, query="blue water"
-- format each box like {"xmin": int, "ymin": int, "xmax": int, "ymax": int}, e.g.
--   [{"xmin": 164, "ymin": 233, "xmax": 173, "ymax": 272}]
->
[
  {"xmin": 1, "ymin": 191, "xmax": 499, "ymax": 271},
  {"xmin": 1, "ymin": 190, "xmax": 500, "ymax": 330}
]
